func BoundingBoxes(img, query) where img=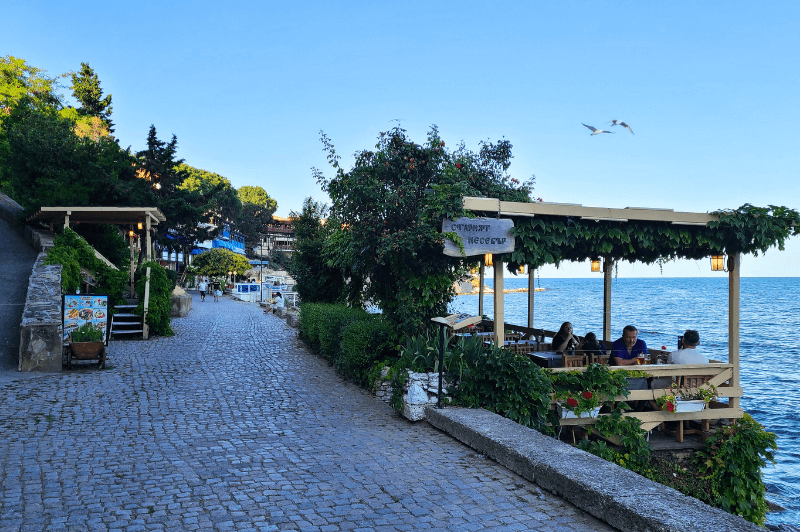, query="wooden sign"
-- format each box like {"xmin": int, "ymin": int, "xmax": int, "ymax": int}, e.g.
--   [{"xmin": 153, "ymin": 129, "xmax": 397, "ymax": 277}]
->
[
  {"xmin": 431, "ymin": 313, "xmax": 482, "ymax": 330},
  {"xmin": 442, "ymin": 217, "xmax": 515, "ymax": 257}
]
